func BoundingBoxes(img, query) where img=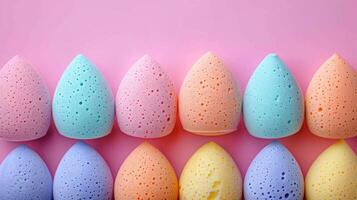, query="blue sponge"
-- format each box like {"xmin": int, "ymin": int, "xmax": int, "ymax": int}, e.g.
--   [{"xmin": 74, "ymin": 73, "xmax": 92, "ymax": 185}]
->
[
  {"xmin": 0, "ymin": 145, "xmax": 52, "ymax": 200},
  {"xmin": 244, "ymin": 142, "xmax": 304, "ymax": 200},
  {"xmin": 243, "ymin": 53, "xmax": 304, "ymax": 138},
  {"xmin": 53, "ymin": 54, "xmax": 114, "ymax": 139},
  {"xmin": 53, "ymin": 141, "xmax": 113, "ymax": 200}
]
